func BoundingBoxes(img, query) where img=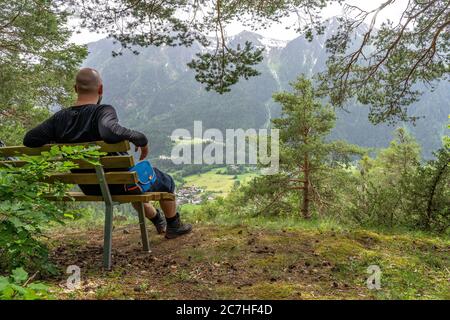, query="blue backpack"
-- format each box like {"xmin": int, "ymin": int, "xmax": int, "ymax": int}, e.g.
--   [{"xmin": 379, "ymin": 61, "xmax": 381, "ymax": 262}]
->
[{"xmin": 125, "ymin": 160, "xmax": 157, "ymax": 193}]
